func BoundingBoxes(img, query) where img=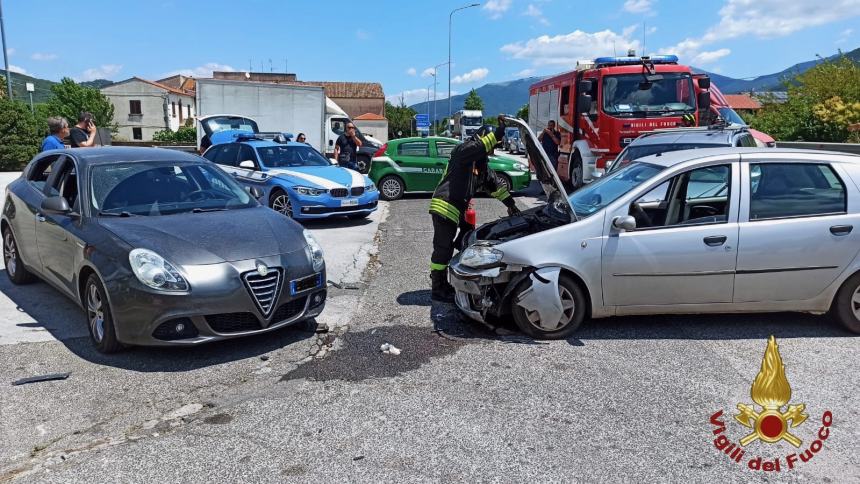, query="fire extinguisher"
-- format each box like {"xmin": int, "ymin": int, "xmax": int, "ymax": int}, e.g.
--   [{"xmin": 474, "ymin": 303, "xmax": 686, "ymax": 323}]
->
[{"xmin": 464, "ymin": 199, "xmax": 476, "ymax": 227}]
